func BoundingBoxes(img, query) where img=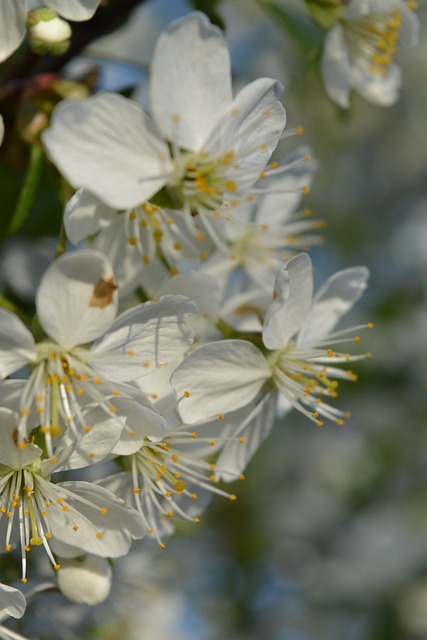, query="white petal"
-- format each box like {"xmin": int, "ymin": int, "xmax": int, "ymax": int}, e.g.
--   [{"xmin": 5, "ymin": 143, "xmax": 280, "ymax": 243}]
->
[
  {"xmin": 36, "ymin": 250, "xmax": 118, "ymax": 349},
  {"xmin": 321, "ymin": 26, "xmax": 352, "ymax": 109},
  {"xmin": 170, "ymin": 340, "xmax": 270, "ymax": 424},
  {"xmin": 0, "ymin": 408, "xmax": 42, "ymax": 469},
  {"xmin": 149, "ymin": 12, "xmax": 232, "ymax": 152},
  {"xmin": 110, "ymin": 394, "xmax": 166, "ymax": 456},
  {"xmin": 215, "ymin": 393, "xmax": 277, "ymax": 482},
  {"xmin": 42, "ymin": 92, "xmax": 173, "ymax": 209},
  {"xmin": 156, "ymin": 271, "xmax": 221, "ymax": 322},
  {"xmin": 0, "ymin": 583, "xmax": 26, "ymax": 620},
  {"xmin": 0, "ymin": 116, "xmax": 4, "ymax": 146},
  {"xmin": 92, "ymin": 216, "xmax": 149, "ymax": 295},
  {"xmin": 205, "ymin": 77, "xmax": 286, "ymax": 186},
  {"xmin": 263, "ymin": 253, "xmax": 313, "ymax": 350},
  {"xmin": 64, "ymin": 188, "xmax": 117, "ymax": 245},
  {"xmin": 255, "ymin": 146, "xmax": 318, "ymax": 225},
  {"xmin": 43, "ymin": 408, "xmax": 124, "ymax": 473},
  {"xmin": 90, "ymin": 295, "xmax": 196, "ymax": 381},
  {"xmin": 0, "ymin": 380, "xmax": 26, "ymax": 412},
  {"xmin": 47, "ymin": 480, "xmax": 145, "ymax": 557},
  {"xmin": 355, "ymin": 63, "xmax": 402, "ymax": 107},
  {"xmin": 0, "ymin": 0, "xmax": 27, "ymax": 63},
  {"xmin": 298, "ymin": 267, "xmax": 370, "ymax": 344},
  {"xmin": 0, "ymin": 308, "xmax": 36, "ymax": 378},
  {"xmin": 46, "ymin": 0, "xmax": 100, "ymax": 20}
]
